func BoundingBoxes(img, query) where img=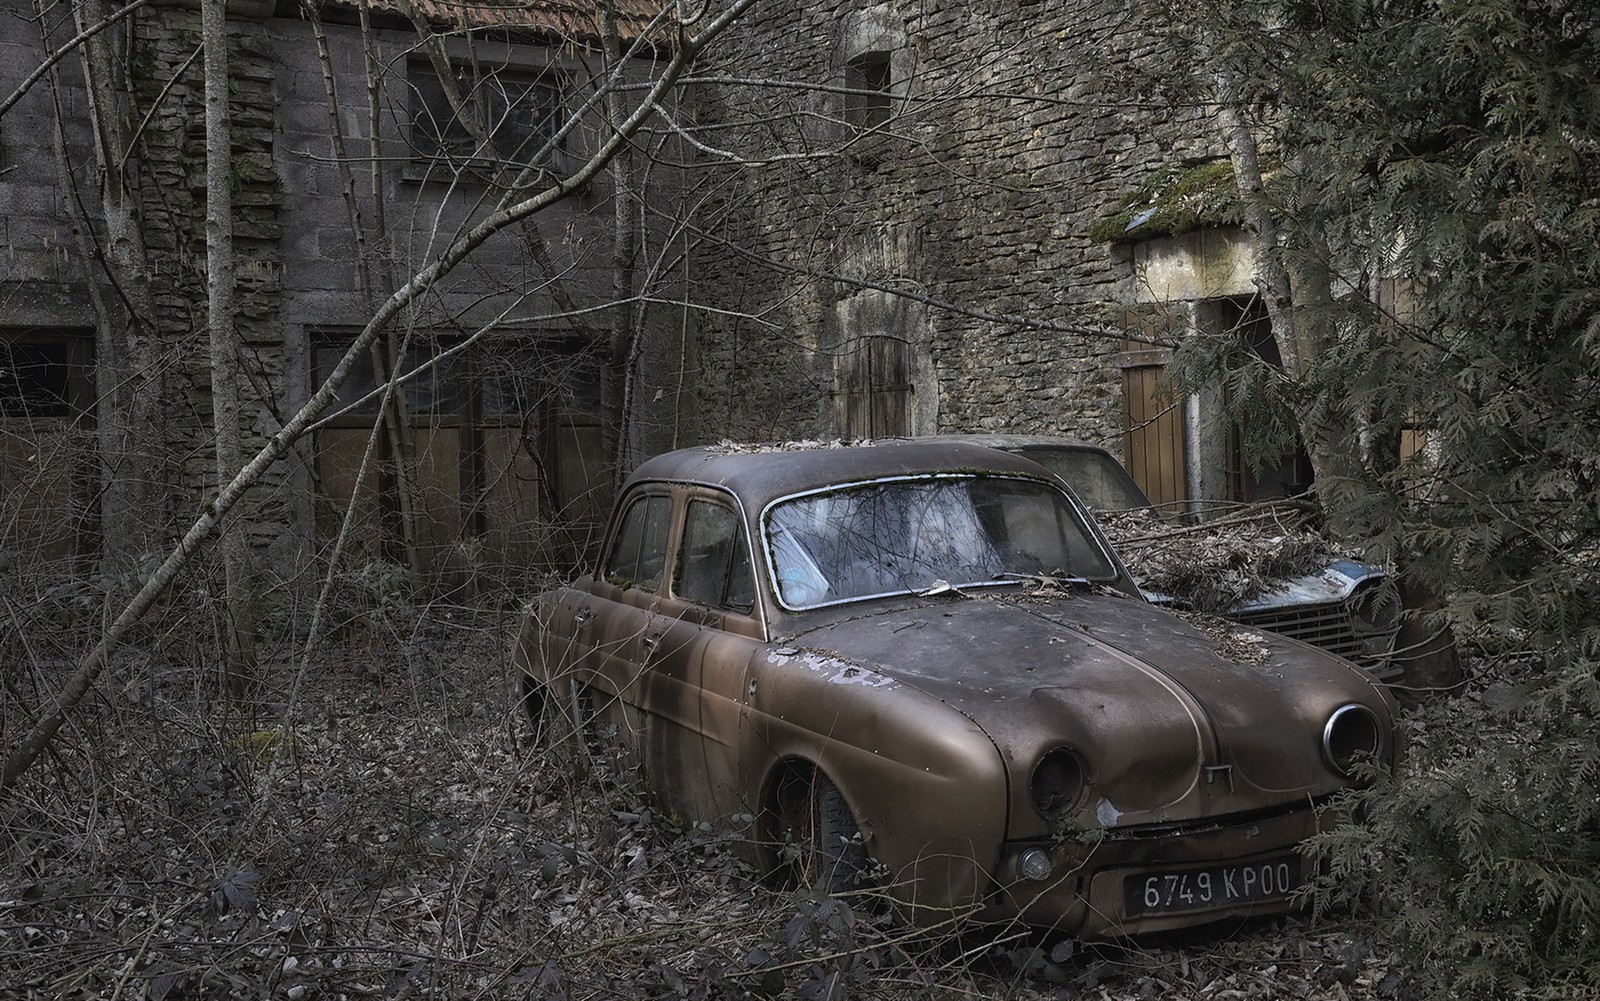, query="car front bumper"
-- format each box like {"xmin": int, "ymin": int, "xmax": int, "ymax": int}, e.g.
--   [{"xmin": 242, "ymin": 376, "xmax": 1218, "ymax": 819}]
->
[{"xmin": 975, "ymin": 801, "xmax": 1335, "ymax": 938}]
